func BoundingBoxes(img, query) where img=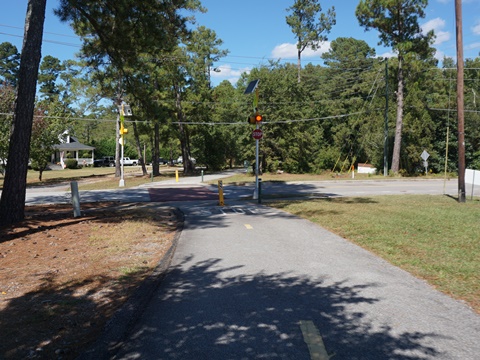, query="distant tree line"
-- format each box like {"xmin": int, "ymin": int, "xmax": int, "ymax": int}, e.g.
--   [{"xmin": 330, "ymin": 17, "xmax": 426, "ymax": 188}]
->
[{"xmin": 1, "ymin": 0, "xmax": 480, "ymax": 226}]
